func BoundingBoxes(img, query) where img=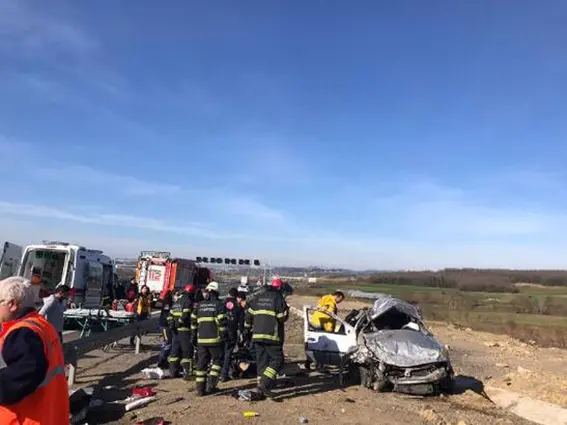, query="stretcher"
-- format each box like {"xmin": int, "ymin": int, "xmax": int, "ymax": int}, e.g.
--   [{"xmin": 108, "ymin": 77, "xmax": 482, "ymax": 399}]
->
[{"xmin": 64, "ymin": 308, "xmax": 137, "ymax": 338}]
